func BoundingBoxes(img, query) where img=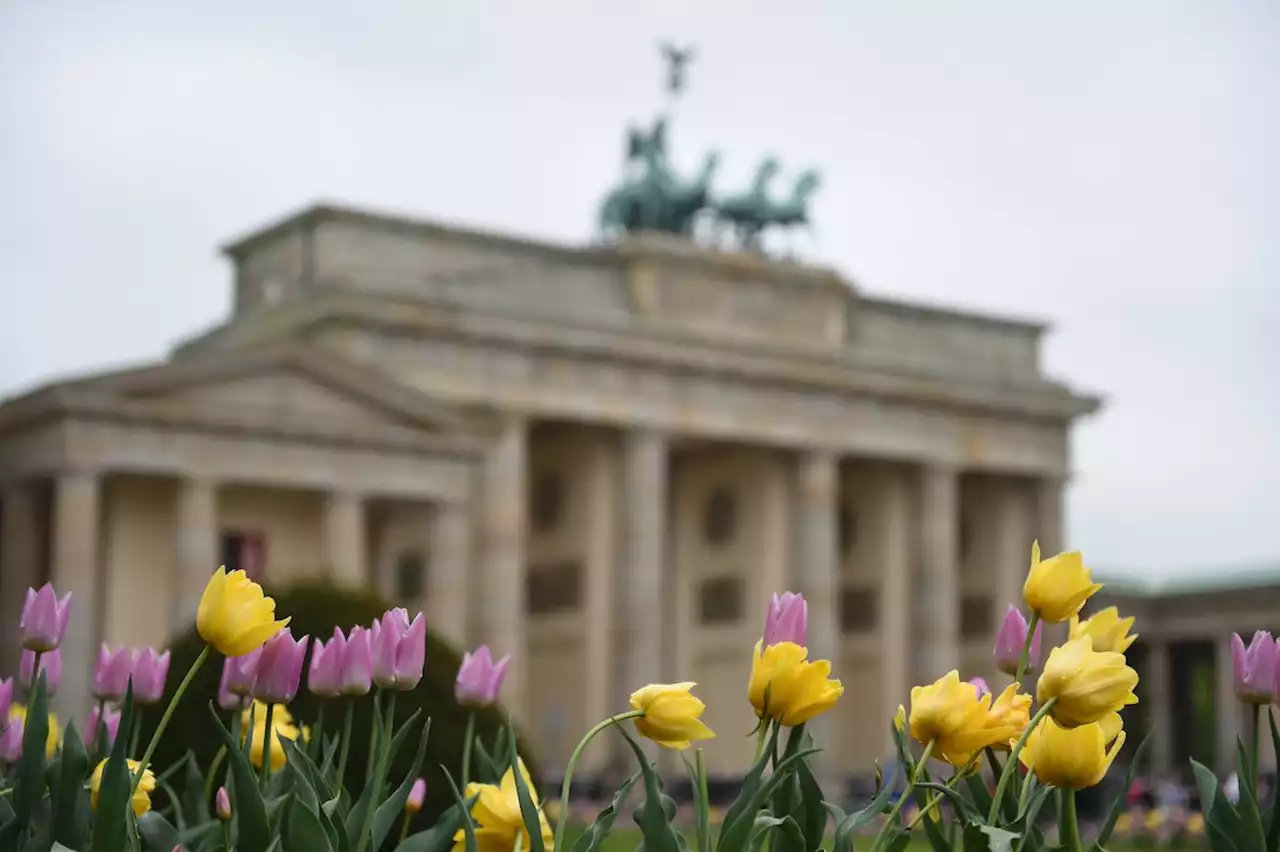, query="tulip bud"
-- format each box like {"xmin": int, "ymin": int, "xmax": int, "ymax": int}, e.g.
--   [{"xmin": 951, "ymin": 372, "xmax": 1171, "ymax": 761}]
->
[
  {"xmin": 406, "ymin": 778, "xmax": 426, "ymax": 814},
  {"xmin": 308, "ymin": 630, "xmax": 344, "ymax": 698},
  {"xmin": 20, "ymin": 648, "xmax": 62, "ymax": 697},
  {"xmin": 994, "ymin": 606, "xmax": 1043, "ymax": 676},
  {"xmin": 131, "ymin": 648, "xmax": 171, "ymax": 705},
  {"xmin": 762, "ymin": 592, "xmax": 808, "ymax": 648},
  {"xmin": 92, "ymin": 645, "xmax": 136, "ymax": 703},
  {"xmin": 1231, "ymin": 631, "xmax": 1277, "ymax": 704},
  {"xmin": 216, "ymin": 786, "xmax": 232, "ymax": 821},
  {"xmin": 223, "ymin": 649, "xmax": 262, "ymax": 698},
  {"xmin": 371, "ymin": 609, "xmax": 426, "ymax": 690},
  {"xmin": 455, "ymin": 645, "xmax": 512, "ymax": 706},
  {"xmin": 0, "ymin": 714, "xmax": 23, "ymax": 762},
  {"xmin": 19, "ymin": 583, "xmax": 73, "ymax": 652},
  {"xmin": 86, "ymin": 704, "xmax": 122, "ymax": 750},
  {"xmin": 253, "ymin": 629, "xmax": 309, "ymax": 705},
  {"xmin": 342, "ymin": 626, "xmax": 373, "ymax": 696},
  {"xmin": 968, "ymin": 677, "xmax": 991, "ymax": 699},
  {"xmin": 0, "ymin": 678, "xmax": 12, "ymax": 723}
]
